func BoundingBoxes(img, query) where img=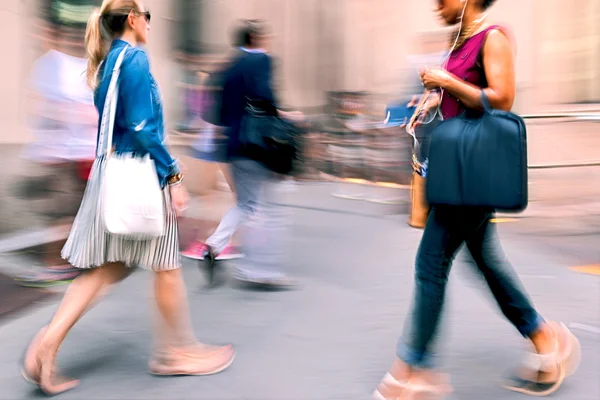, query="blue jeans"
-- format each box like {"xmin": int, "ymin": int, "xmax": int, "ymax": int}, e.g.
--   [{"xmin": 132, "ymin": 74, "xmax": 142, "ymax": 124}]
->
[{"xmin": 397, "ymin": 206, "xmax": 544, "ymax": 368}]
